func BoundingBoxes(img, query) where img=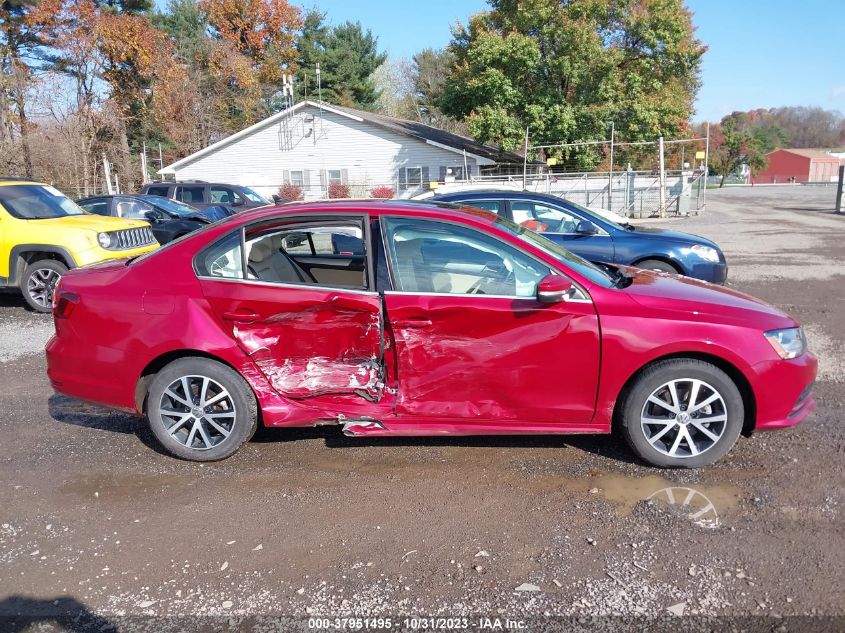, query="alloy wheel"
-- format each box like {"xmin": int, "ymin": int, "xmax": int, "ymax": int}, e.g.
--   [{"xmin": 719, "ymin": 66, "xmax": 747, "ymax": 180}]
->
[
  {"xmin": 158, "ymin": 375, "xmax": 237, "ymax": 450},
  {"xmin": 27, "ymin": 268, "xmax": 61, "ymax": 309},
  {"xmin": 640, "ymin": 378, "xmax": 728, "ymax": 458}
]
